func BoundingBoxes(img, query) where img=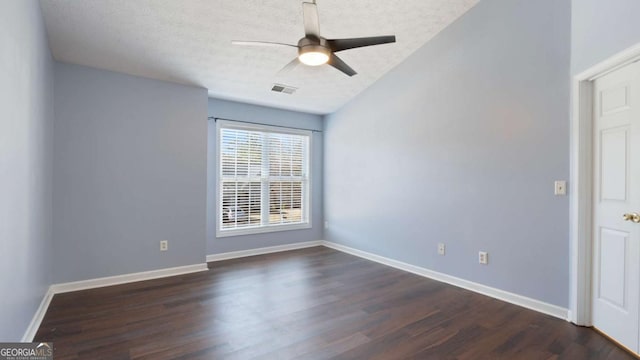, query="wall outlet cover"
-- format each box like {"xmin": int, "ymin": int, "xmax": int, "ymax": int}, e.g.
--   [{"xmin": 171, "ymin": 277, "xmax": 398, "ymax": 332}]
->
[{"xmin": 479, "ymin": 251, "xmax": 488, "ymax": 265}]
